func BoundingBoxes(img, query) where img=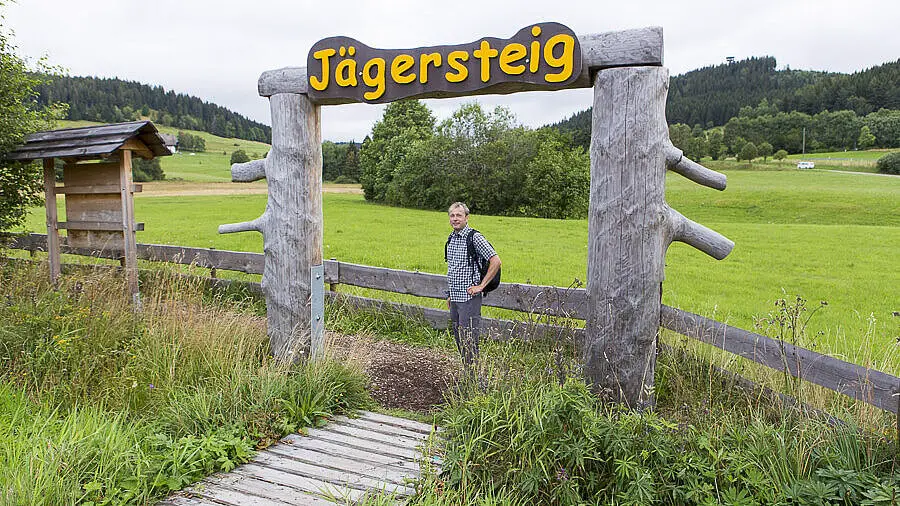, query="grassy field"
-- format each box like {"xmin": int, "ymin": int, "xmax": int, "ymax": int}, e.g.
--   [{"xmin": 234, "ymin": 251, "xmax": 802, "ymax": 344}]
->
[
  {"xmin": 7, "ymin": 125, "xmax": 900, "ymax": 503},
  {"xmin": 697, "ymin": 148, "xmax": 899, "ymax": 174},
  {"xmin": 18, "ymin": 168, "xmax": 900, "ymax": 374},
  {"xmin": 787, "ymin": 149, "xmax": 898, "ymax": 162},
  {"xmin": 58, "ymin": 120, "xmax": 270, "ymax": 182}
]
